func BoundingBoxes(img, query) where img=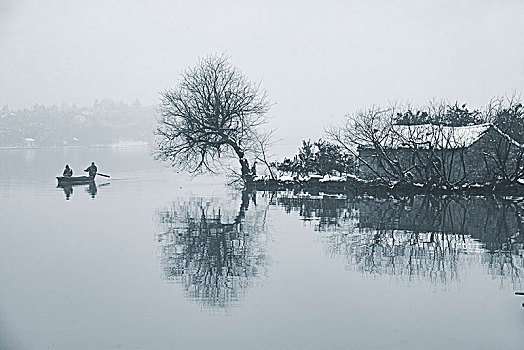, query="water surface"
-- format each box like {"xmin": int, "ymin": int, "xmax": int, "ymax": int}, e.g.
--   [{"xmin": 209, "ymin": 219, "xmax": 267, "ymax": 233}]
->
[{"xmin": 1, "ymin": 147, "xmax": 523, "ymax": 349}]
